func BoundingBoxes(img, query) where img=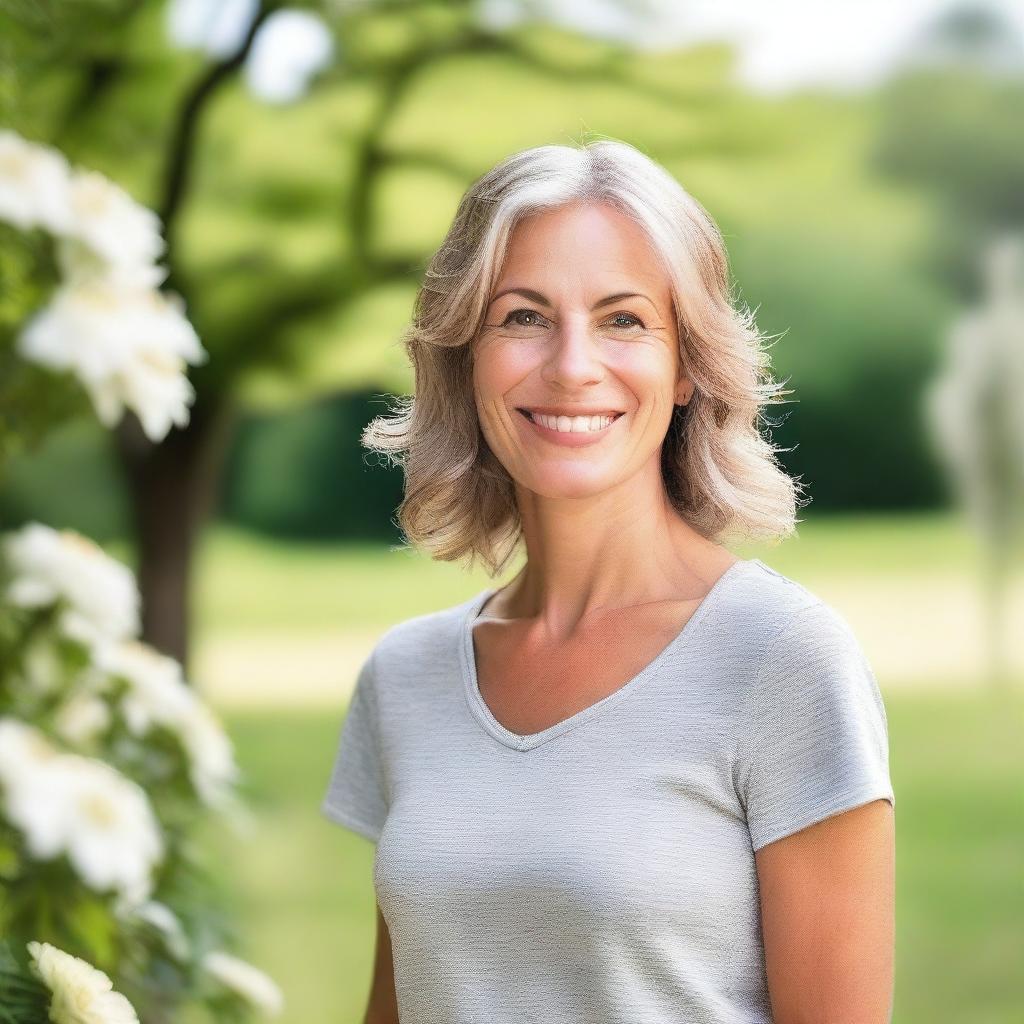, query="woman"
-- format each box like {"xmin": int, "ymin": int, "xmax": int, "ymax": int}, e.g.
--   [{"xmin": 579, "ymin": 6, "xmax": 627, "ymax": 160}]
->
[{"xmin": 321, "ymin": 140, "xmax": 896, "ymax": 1024}]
